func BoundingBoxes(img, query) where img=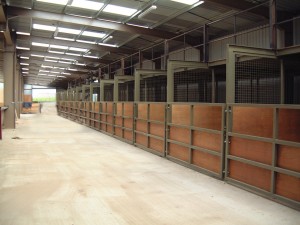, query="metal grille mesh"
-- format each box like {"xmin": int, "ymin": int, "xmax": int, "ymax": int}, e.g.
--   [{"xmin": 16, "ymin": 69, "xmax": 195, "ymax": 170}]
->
[
  {"xmin": 174, "ymin": 69, "xmax": 212, "ymax": 102},
  {"xmin": 235, "ymin": 58, "xmax": 280, "ymax": 104},
  {"xmin": 215, "ymin": 66, "xmax": 226, "ymax": 103},
  {"xmin": 284, "ymin": 58, "xmax": 300, "ymax": 104},
  {"xmin": 118, "ymin": 81, "xmax": 134, "ymax": 101},
  {"xmin": 140, "ymin": 75, "xmax": 167, "ymax": 102},
  {"xmin": 104, "ymin": 84, "xmax": 114, "ymax": 101}
]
